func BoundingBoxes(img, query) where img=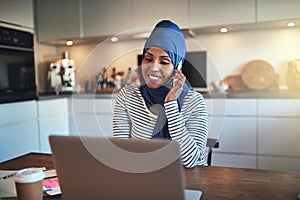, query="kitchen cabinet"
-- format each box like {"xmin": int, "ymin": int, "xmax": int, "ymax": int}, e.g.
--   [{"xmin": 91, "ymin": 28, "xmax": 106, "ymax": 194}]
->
[
  {"xmin": 0, "ymin": 101, "xmax": 39, "ymax": 162},
  {"xmin": 257, "ymin": 0, "xmax": 300, "ymax": 22},
  {"xmin": 38, "ymin": 98, "xmax": 70, "ymax": 153},
  {"xmin": 206, "ymin": 98, "xmax": 258, "ymax": 168},
  {"xmin": 257, "ymin": 99, "xmax": 300, "ymax": 171},
  {"xmin": 34, "ymin": 0, "xmax": 81, "ymax": 42},
  {"xmin": 0, "ymin": 0, "xmax": 34, "ymax": 28},
  {"xmin": 131, "ymin": 0, "xmax": 189, "ymax": 29},
  {"xmin": 82, "ymin": 0, "xmax": 132, "ymax": 37},
  {"xmin": 69, "ymin": 97, "xmax": 115, "ymax": 137},
  {"xmin": 190, "ymin": 0, "xmax": 256, "ymax": 28}
]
